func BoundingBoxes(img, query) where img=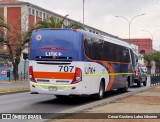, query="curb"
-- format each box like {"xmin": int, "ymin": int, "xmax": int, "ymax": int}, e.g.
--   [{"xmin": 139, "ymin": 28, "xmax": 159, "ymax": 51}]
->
[
  {"xmin": 39, "ymin": 86, "xmax": 153, "ymax": 122},
  {"xmin": 0, "ymin": 90, "xmax": 29, "ymax": 96},
  {"xmin": 59, "ymin": 86, "xmax": 152, "ymax": 114}
]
